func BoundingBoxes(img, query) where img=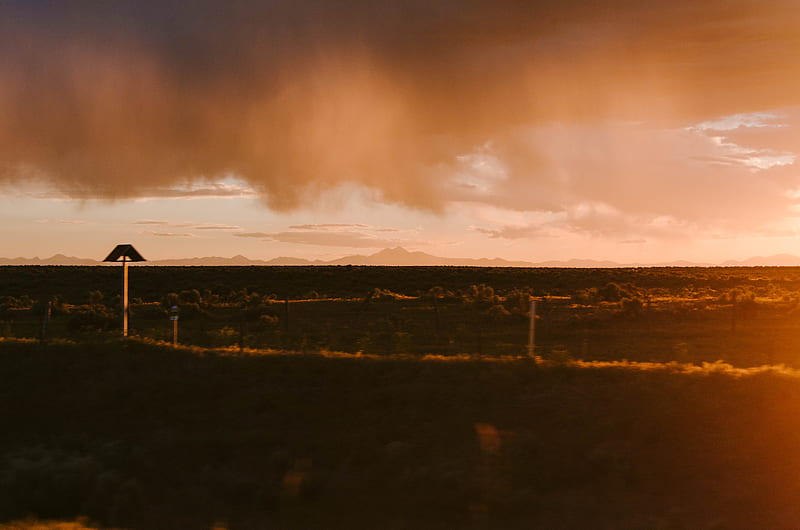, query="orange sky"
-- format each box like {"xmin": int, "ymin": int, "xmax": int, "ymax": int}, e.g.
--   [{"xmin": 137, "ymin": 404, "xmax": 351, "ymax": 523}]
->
[{"xmin": 2, "ymin": 1, "xmax": 800, "ymax": 263}]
